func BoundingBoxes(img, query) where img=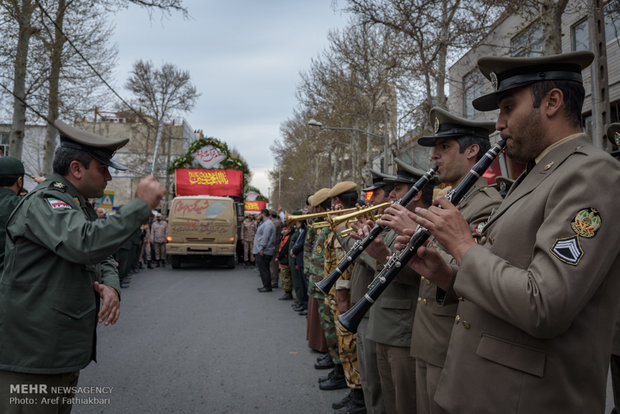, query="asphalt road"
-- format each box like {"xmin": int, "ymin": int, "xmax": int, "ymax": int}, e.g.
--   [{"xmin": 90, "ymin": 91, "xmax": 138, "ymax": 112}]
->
[
  {"xmin": 75, "ymin": 263, "xmax": 346, "ymax": 414},
  {"xmin": 73, "ymin": 262, "xmax": 616, "ymax": 414}
]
